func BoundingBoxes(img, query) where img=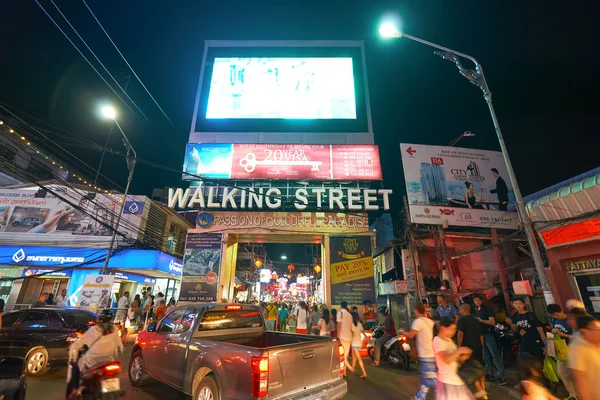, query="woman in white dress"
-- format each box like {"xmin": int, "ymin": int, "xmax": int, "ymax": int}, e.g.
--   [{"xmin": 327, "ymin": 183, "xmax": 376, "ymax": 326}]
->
[{"xmin": 432, "ymin": 317, "xmax": 475, "ymax": 400}]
